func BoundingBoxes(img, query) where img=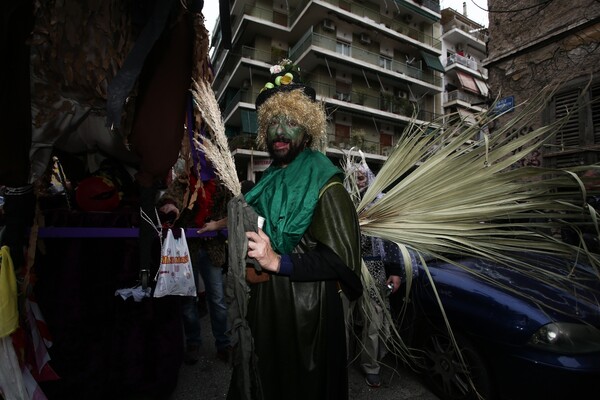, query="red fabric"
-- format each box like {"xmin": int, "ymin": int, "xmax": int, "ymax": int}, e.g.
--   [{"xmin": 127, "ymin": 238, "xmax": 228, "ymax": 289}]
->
[{"xmin": 190, "ymin": 175, "xmax": 216, "ymax": 227}]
